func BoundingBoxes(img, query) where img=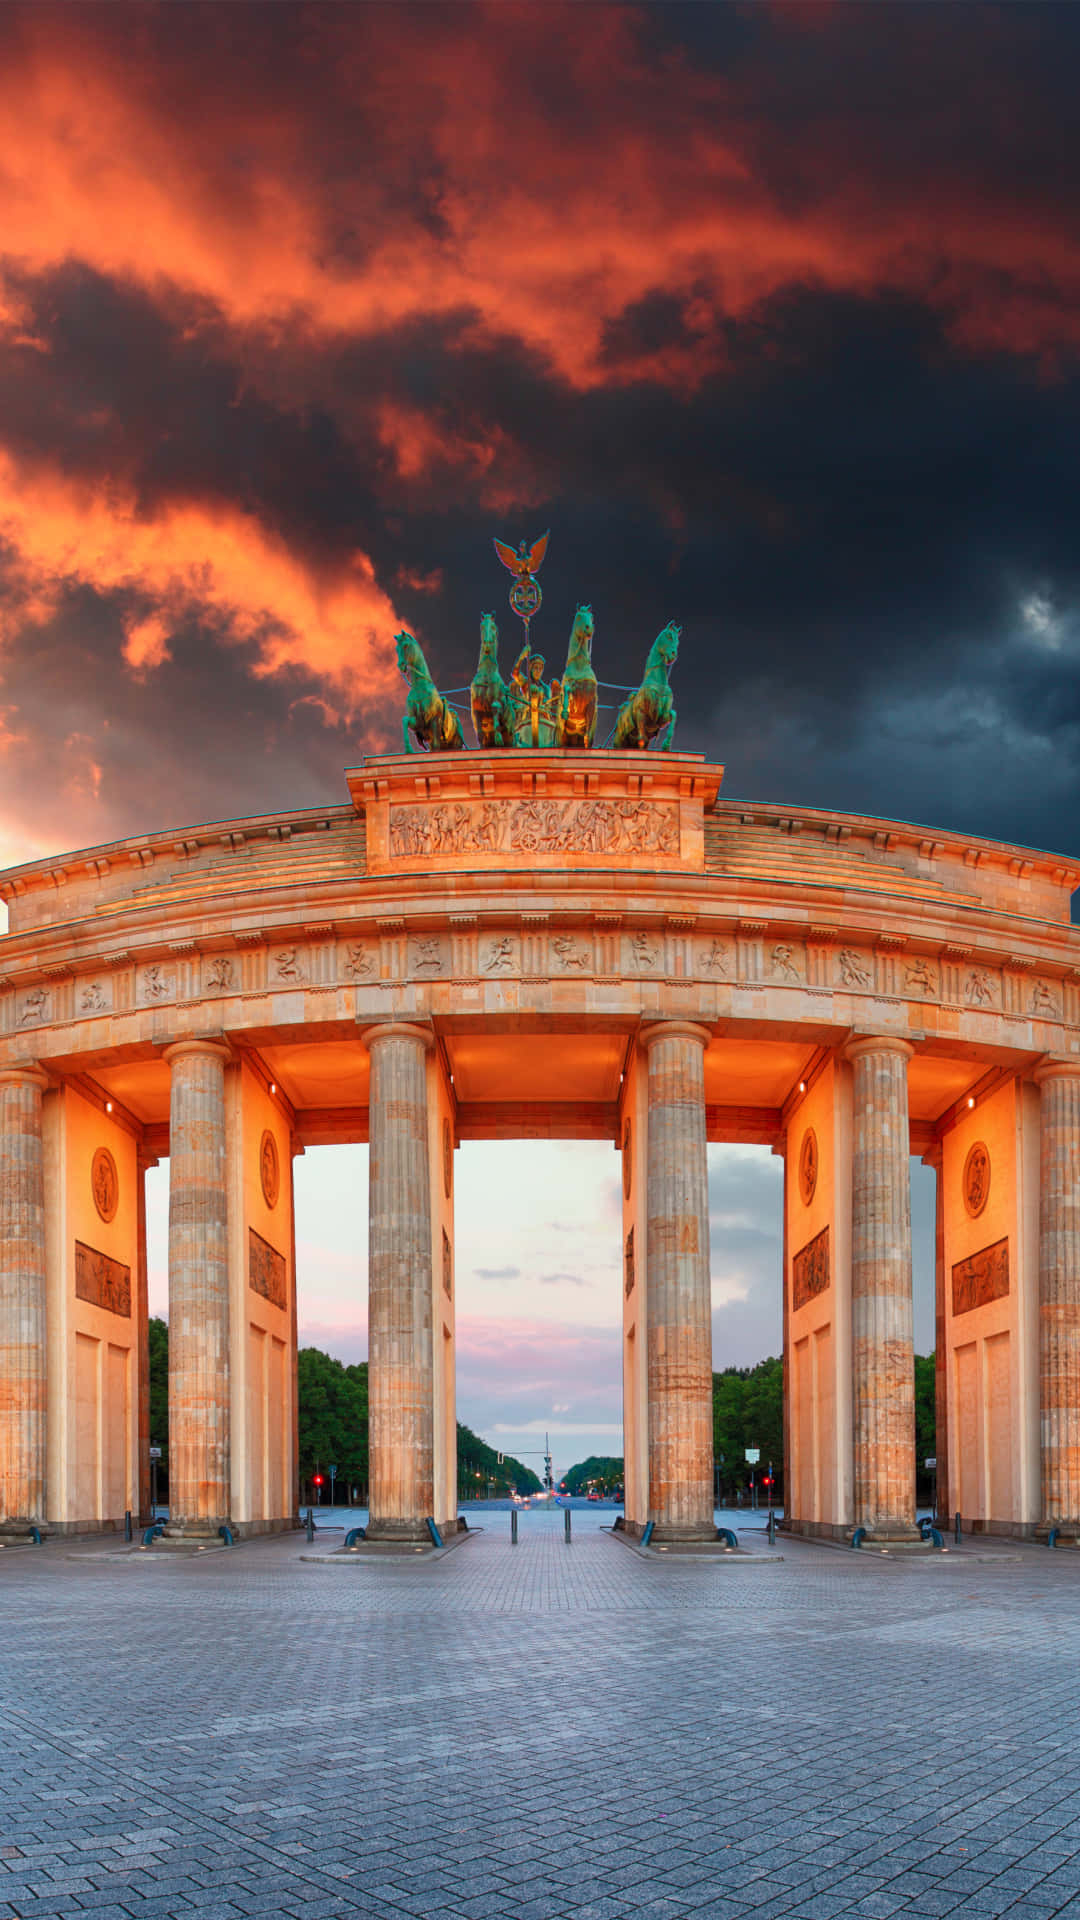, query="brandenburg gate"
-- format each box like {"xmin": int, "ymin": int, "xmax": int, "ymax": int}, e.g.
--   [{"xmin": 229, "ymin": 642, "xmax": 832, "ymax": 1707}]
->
[{"xmin": 0, "ymin": 590, "xmax": 1078, "ymax": 1548}]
